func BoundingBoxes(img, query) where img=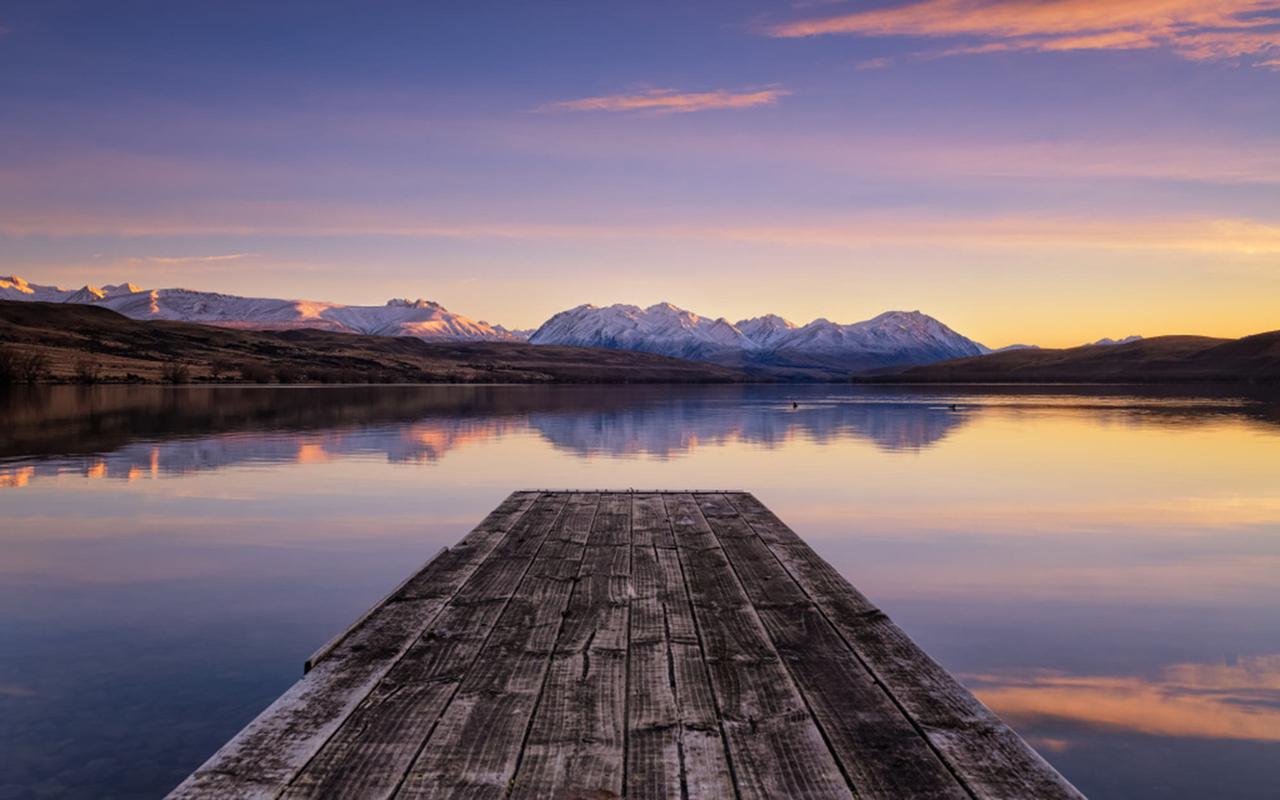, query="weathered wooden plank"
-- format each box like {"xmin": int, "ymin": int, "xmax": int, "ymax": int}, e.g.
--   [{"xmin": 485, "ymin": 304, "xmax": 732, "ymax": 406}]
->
[
  {"xmin": 389, "ymin": 494, "xmax": 599, "ymax": 799},
  {"xmin": 633, "ymin": 492, "xmax": 676, "ymax": 548},
  {"xmin": 629, "ymin": 540, "xmax": 666, "ymax": 647},
  {"xmin": 649, "ymin": 501, "xmax": 736, "ymax": 800},
  {"xmin": 175, "ymin": 491, "xmax": 1081, "ymax": 800},
  {"xmin": 280, "ymin": 492, "xmax": 575, "ymax": 799},
  {"xmin": 659, "ymin": 504, "xmax": 750, "ymax": 799},
  {"xmin": 627, "ymin": 638, "xmax": 681, "ymax": 800},
  {"xmin": 628, "ymin": 495, "xmax": 735, "ymax": 800},
  {"xmin": 726, "ymin": 493, "xmax": 1083, "ymax": 800},
  {"xmin": 667, "ymin": 493, "xmax": 851, "ymax": 800},
  {"xmin": 167, "ymin": 491, "xmax": 540, "ymax": 800},
  {"xmin": 698, "ymin": 493, "xmax": 968, "ymax": 800},
  {"xmin": 755, "ymin": 603, "xmax": 969, "ymax": 799},
  {"xmin": 303, "ymin": 546, "xmax": 447, "ymax": 674},
  {"xmin": 507, "ymin": 493, "xmax": 632, "ymax": 800}
]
